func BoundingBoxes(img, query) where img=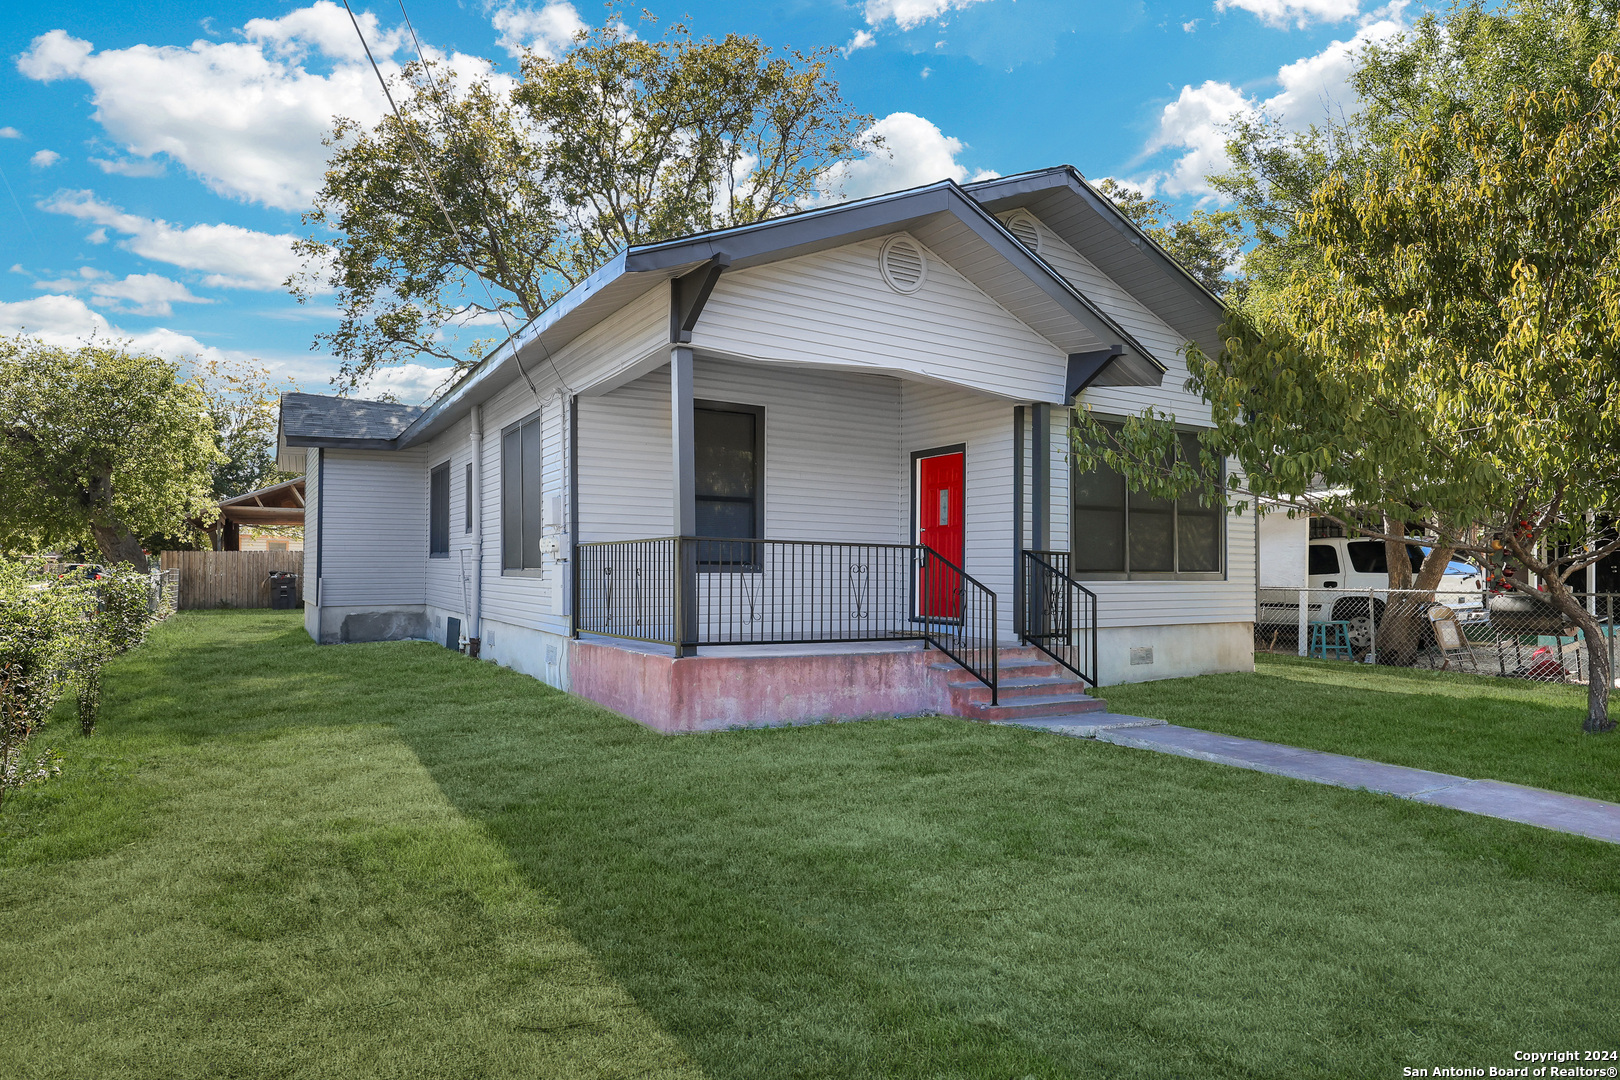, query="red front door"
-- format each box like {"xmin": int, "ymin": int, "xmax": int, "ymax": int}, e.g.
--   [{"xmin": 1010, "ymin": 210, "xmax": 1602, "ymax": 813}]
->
[{"xmin": 917, "ymin": 451, "xmax": 965, "ymax": 618}]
